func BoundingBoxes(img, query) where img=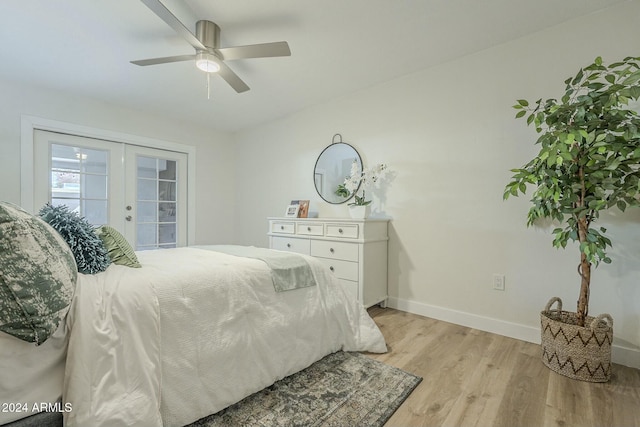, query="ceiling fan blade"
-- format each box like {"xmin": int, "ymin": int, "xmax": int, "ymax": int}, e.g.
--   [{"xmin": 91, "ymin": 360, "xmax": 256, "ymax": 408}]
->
[
  {"xmin": 217, "ymin": 62, "xmax": 250, "ymax": 93},
  {"xmin": 131, "ymin": 54, "xmax": 195, "ymax": 66},
  {"xmin": 140, "ymin": 0, "xmax": 206, "ymax": 51},
  {"xmin": 217, "ymin": 41, "xmax": 291, "ymax": 61}
]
